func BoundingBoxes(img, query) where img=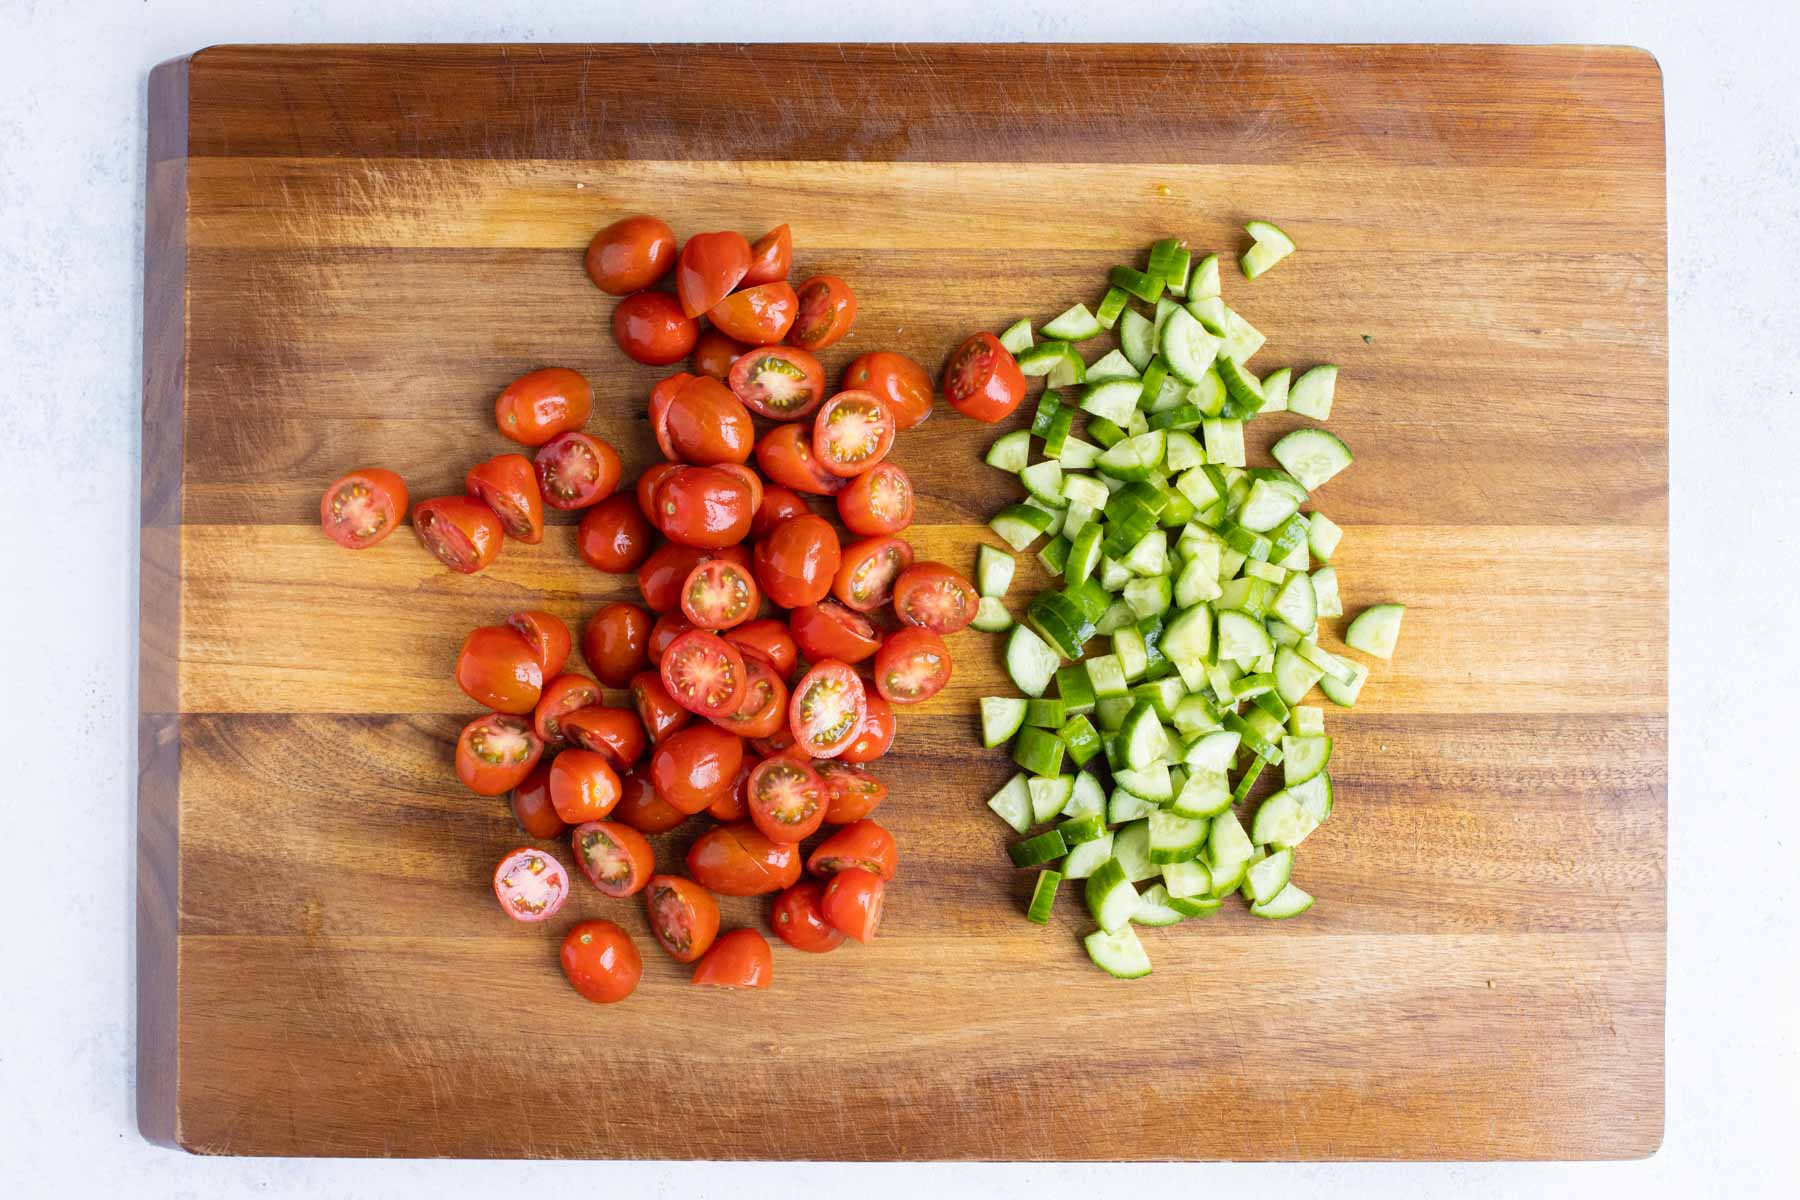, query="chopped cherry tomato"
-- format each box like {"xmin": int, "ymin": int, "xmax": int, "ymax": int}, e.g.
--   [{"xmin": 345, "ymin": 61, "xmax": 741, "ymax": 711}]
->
[
  {"xmin": 612, "ymin": 767, "xmax": 689, "ymax": 834},
  {"xmin": 832, "ymin": 535, "xmax": 914, "ymax": 613},
  {"xmin": 842, "ymin": 351, "xmax": 934, "ymax": 430},
  {"xmin": 788, "ymin": 274, "xmax": 857, "ymax": 351},
  {"xmin": 413, "ymin": 496, "xmax": 503, "ymax": 574},
  {"xmin": 789, "ymin": 599, "xmax": 881, "ymax": 664},
  {"xmin": 321, "ymin": 467, "xmax": 408, "ymax": 549},
  {"xmin": 893, "ymin": 561, "xmax": 979, "ymax": 634},
  {"xmin": 873, "ymin": 627, "xmax": 953, "ymax": 705},
  {"xmin": 709, "ymin": 281, "xmax": 799, "ymax": 346},
  {"xmin": 644, "ymin": 875, "xmax": 721, "ymax": 964},
  {"xmin": 648, "ymin": 612, "xmax": 695, "ymax": 665},
  {"xmin": 665, "ymin": 375, "xmax": 754, "ymax": 466},
  {"xmin": 751, "ymin": 485, "xmax": 809, "ymax": 539},
  {"xmin": 535, "ymin": 431, "xmax": 623, "ymax": 510},
  {"xmin": 493, "ymin": 847, "xmax": 569, "ymax": 923},
  {"xmin": 713, "ymin": 654, "xmax": 788, "ymax": 739},
  {"xmin": 648, "ymin": 373, "xmax": 694, "ymax": 462},
  {"xmin": 533, "ymin": 673, "xmax": 603, "ymax": 747},
  {"xmin": 710, "ymin": 756, "xmax": 755, "ymax": 822},
  {"xmin": 560, "ymin": 705, "xmax": 647, "ymax": 772},
  {"xmin": 637, "ymin": 542, "xmax": 711, "ymax": 612},
  {"xmin": 494, "ymin": 367, "xmax": 592, "ymax": 447},
  {"xmin": 746, "ymin": 755, "xmax": 827, "ymax": 843},
  {"xmin": 507, "ymin": 610, "xmax": 571, "ymax": 679},
  {"xmin": 649, "ymin": 723, "xmax": 744, "ymax": 814},
  {"xmin": 725, "ymin": 618, "xmax": 800, "ymax": 680},
  {"xmin": 654, "ymin": 466, "xmax": 755, "ymax": 548},
  {"xmin": 583, "ymin": 601, "xmax": 651, "ymax": 688},
  {"xmin": 685, "ymin": 823, "xmax": 802, "ymax": 896},
  {"xmin": 570, "ymin": 820, "xmax": 656, "ymax": 897},
  {"xmin": 457, "ymin": 714, "xmax": 545, "ymax": 796},
  {"xmin": 636, "ymin": 460, "xmax": 682, "ymax": 520},
  {"xmin": 729, "ymin": 344, "xmax": 827, "ymax": 421},
  {"xmin": 753, "ymin": 513, "xmax": 841, "ymax": 609},
  {"xmin": 578, "ymin": 494, "xmax": 654, "ymax": 573},
  {"xmin": 743, "ymin": 224, "xmax": 792, "ymax": 286},
  {"xmin": 660, "ymin": 630, "xmax": 748, "ymax": 719},
  {"xmin": 560, "ymin": 919, "xmax": 643, "ymax": 1003},
  {"xmin": 584, "ymin": 214, "xmax": 677, "ymax": 295},
  {"xmin": 508, "ymin": 760, "xmax": 566, "ymax": 840},
  {"xmin": 676, "ymin": 231, "xmax": 752, "ymax": 318},
  {"xmin": 816, "ymin": 760, "xmax": 887, "ymax": 823},
  {"xmin": 680, "ymin": 558, "xmax": 759, "ymax": 631},
  {"xmin": 789, "ymin": 660, "xmax": 868, "ymax": 759},
  {"xmin": 836, "ymin": 462, "xmax": 914, "ymax": 536},
  {"xmin": 691, "ymin": 328, "xmax": 749, "ymax": 380},
  {"xmin": 750, "ymin": 725, "xmax": 803, "ymax": 760},
  {"xmin": 820, "ymin": 866, "xmax": 884, "ymax": 942},
  {"xmin": 612, "ymin": 290, "xmax": 699, "ymax": 365},
  {"xmin": 754, "ymin": 422, "xmax": 847, "ymax": 495},
  {"xmin": 455, "ymin": 626, "xmax": 544, "ymax": 715},
  {"xmin": 942, "ymin": 331, "xmax": 1026, "ymax": 423},
  {"xmin": 547, "ymin": 747, "xmax": 622, "ymax": 823},
  {"xmin": 770, "ymin": 880, "xmax": 846, "ymax": 953},
  {"xmin": 691, "ymin": 928, "xmax": 772, "ymax": 989},
  {"xmin": 630, "ymin": 670, "xmax": 692, "ymax": 745},
  {"xmin": 812, "ymin": 389, "xmax": 896, "ymax": 478},
  {"xmin": 840, "ymin": 691, "xmax": 895, "ymax": 764},
  {"xmin": 712, "ymin": 462, "xmax": 764, "ymax": 518},
  {"xmin": 465, "ymin": 453, "xmax": 544, "ymax": 543},
  {"xmin": 807, "ymin": 819, "xmax": 897, "ymax": 881}
]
